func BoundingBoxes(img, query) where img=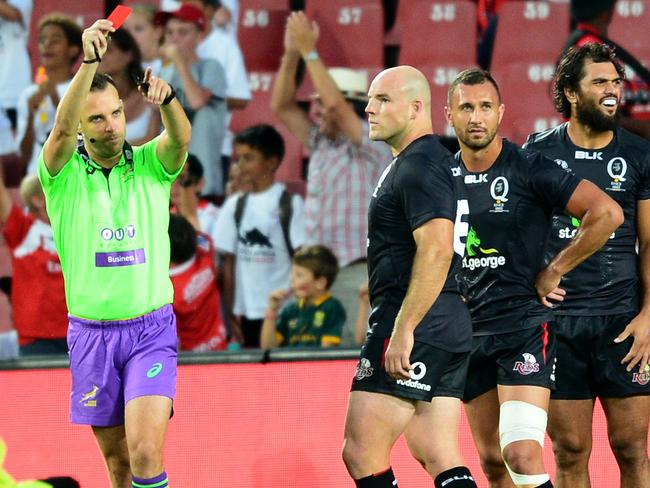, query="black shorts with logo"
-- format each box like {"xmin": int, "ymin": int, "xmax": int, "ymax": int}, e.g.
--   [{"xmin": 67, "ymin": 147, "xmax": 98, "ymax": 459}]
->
[
  {"xmin": 552, "ymin": 313, "xmax": 650, "ymax": 399},
  {"xmin": 463, "ymin": 321, "xmax": 557, "ymax": 402},
  {"xmin": 351, "ymin": 336, "xmax": 470, "ymax": 402}
]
